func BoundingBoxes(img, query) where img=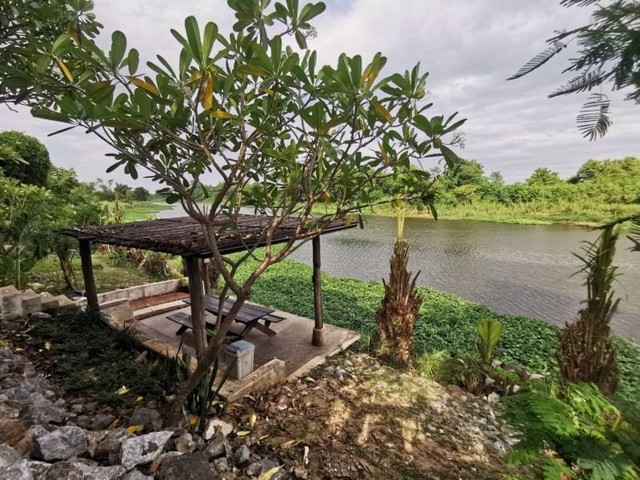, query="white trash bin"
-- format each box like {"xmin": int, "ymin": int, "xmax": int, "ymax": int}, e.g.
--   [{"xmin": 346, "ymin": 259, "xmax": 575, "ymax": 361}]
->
[{"xmin": 225, "ymin": 340, "xmax": 255, "ymax": 380}]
